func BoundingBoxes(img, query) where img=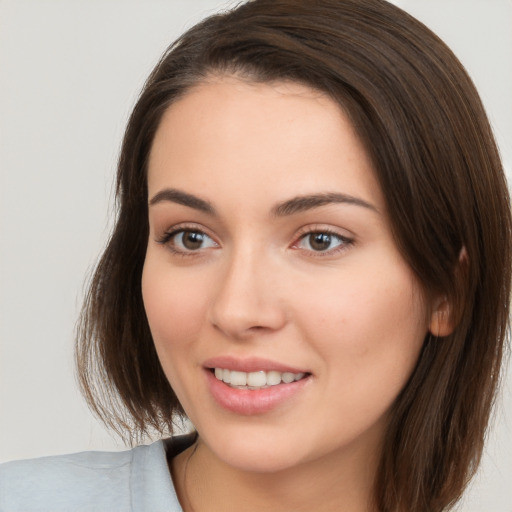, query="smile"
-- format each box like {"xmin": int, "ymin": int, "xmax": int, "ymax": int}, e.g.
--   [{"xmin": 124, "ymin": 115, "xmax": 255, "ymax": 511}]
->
[{"xmin": 214, "ymin": 368, "xmax": 306, "ymax": 389}]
